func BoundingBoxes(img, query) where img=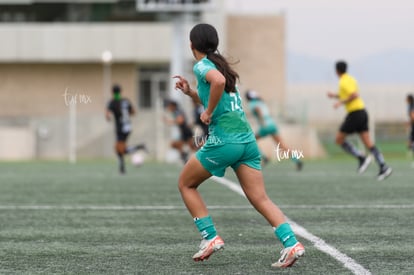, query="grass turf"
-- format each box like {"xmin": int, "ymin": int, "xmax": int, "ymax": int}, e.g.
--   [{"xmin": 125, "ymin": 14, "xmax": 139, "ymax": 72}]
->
[{"xmin": 0, "ymin": 158, "xmax": 413, "ymax": 274}]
